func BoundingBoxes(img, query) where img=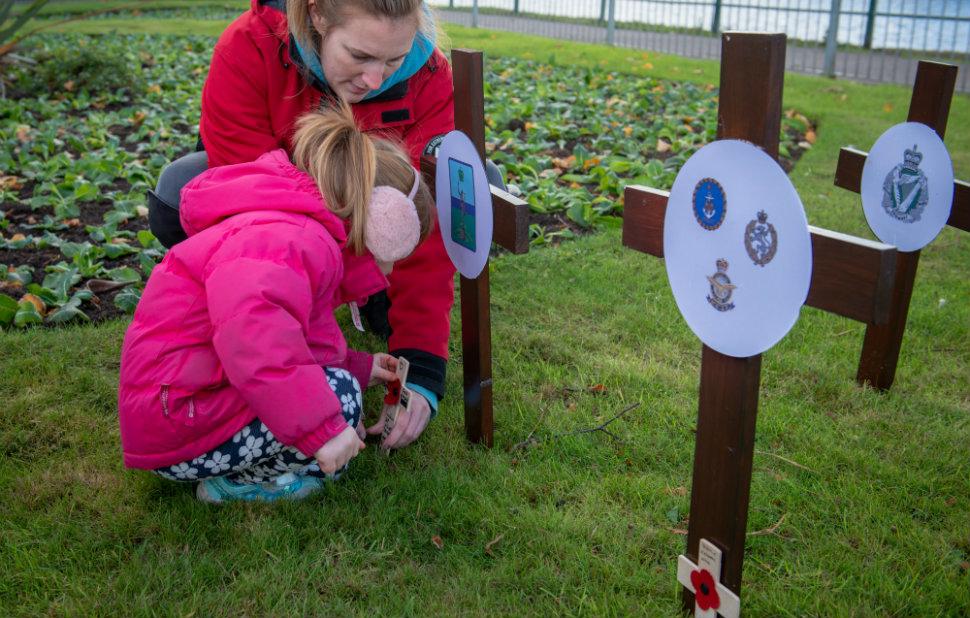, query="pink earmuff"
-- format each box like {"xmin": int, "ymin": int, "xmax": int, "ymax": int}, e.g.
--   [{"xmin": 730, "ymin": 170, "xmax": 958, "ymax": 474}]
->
[{"xmin": 364, "ymin": 168, "xmax": 422, "ymax": 264}]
